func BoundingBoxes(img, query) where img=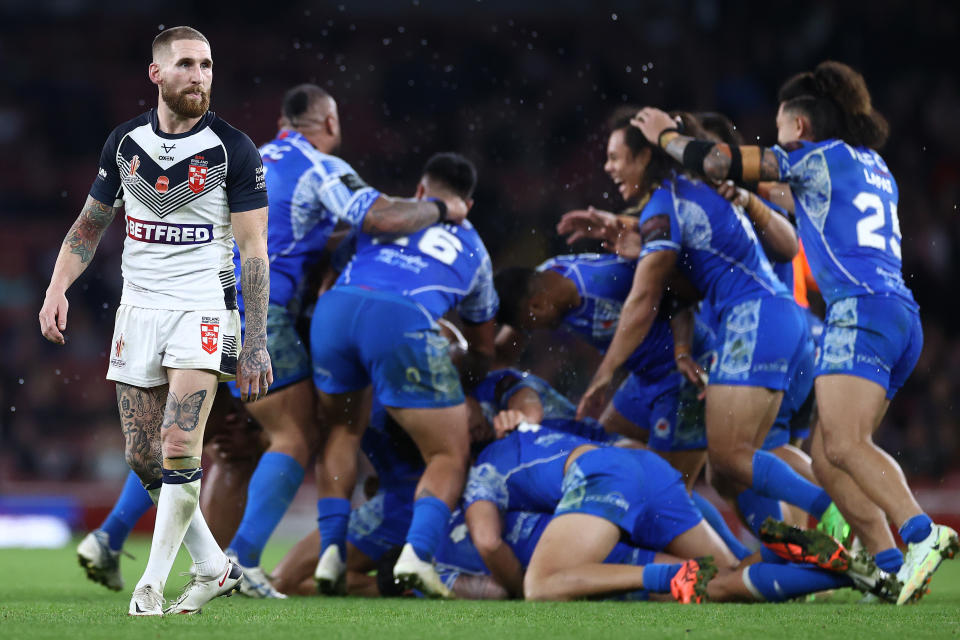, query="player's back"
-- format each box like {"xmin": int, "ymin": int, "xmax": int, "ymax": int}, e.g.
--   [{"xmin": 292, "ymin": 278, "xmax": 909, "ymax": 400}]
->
[
  {"xmin": 641, "ymin": 176, "xmax": 788, "ymax": 316},
  {"xmin": 236, "ymin": 130, "xmax": 378, "ymax": 309},
  {"xmin": 774, "ymin": 139, "xmax": 915, "ymax": 307},
  {"xmin": 464, "ymin": 425, "xmax": 593, "ymax": 513},
  {"xmin": 539, "ymin": 253, "xmax": 674, "ymax": 382},
  {"xmin": 338, "ymin": 219, "xmax": 497, "ymax": 322}
]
